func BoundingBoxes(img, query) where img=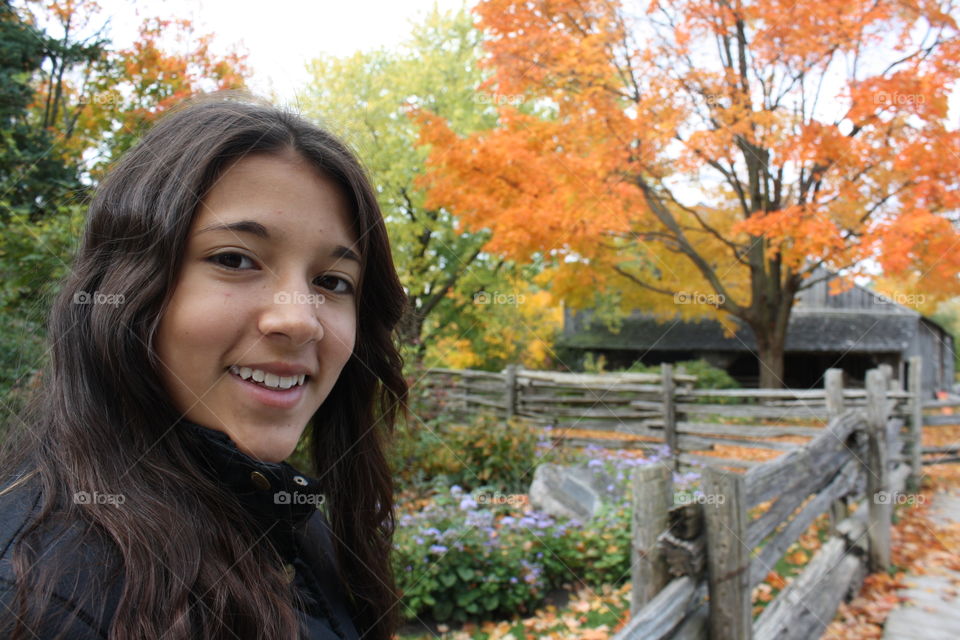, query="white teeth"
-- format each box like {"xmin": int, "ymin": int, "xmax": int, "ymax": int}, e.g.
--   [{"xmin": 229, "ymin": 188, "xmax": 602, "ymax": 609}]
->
[{"xmin": 229, "ymin": 366, "xmax": 308, "ymax": 390}]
